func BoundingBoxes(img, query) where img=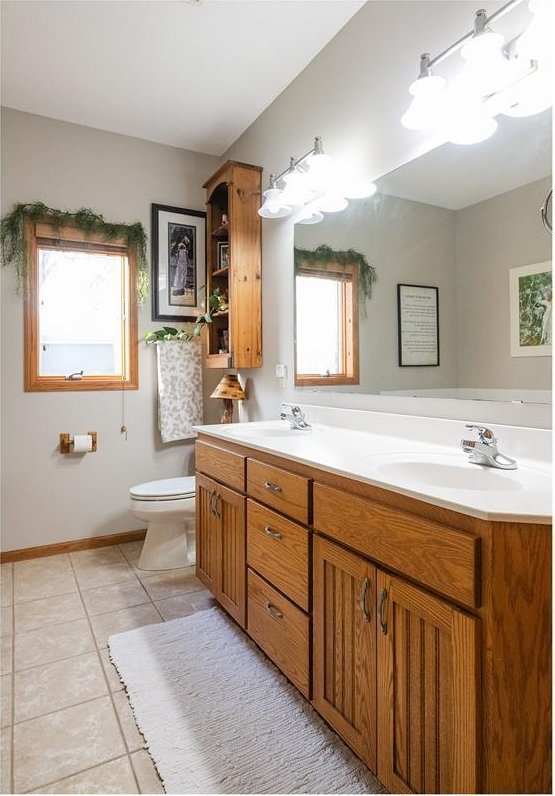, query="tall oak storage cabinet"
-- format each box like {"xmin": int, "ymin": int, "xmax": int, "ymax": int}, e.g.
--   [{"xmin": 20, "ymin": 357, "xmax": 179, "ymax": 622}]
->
[{"xmin": 203, "ymin": 160, "xmax": 262, "ymax": 369}]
